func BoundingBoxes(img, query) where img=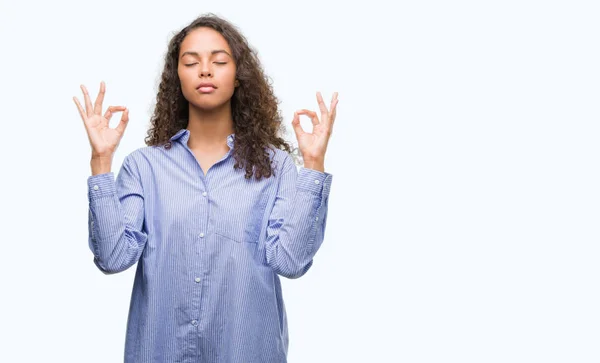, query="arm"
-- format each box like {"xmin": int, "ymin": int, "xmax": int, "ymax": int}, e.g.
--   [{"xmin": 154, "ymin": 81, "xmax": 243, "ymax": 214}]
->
[
  {"xmin": 264, "ymin": 155, "xmax": 333, "ymax": 279},
  {"xmin": 87, "ymin": 154, "xmax": 147, "ymax": 274}
]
